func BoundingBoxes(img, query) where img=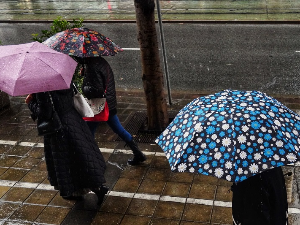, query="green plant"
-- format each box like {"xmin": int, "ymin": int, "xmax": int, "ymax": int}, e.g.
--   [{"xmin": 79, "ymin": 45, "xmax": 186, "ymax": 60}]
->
[
  {"xmin": 32, "ymin": 16, "xmax": 84, "ymax": 43},
  {"xmin": 32, "ymin": 16, "xmax": 84, "ymax": 90}
]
